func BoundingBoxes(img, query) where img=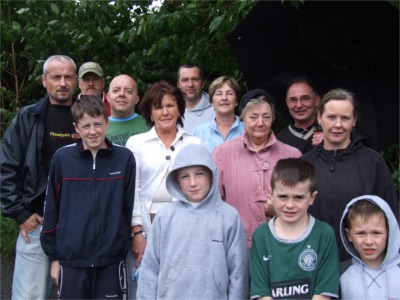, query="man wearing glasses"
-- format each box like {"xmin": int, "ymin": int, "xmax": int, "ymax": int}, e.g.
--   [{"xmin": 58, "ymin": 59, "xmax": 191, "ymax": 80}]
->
[{"xmin": 276, "ymin": 76, "xmax": 323, "ymax": 153}]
